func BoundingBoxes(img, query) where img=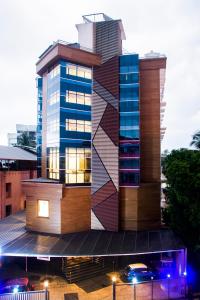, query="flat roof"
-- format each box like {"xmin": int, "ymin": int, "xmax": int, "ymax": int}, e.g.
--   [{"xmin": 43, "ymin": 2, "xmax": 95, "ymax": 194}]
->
[
  {"xmin": 0, "ymin": 212, "xmax": 185, "ymax": 257},
  {"xmin": 0, "ymin": 146, "xmax": 36, "ymax": 161},
  {"xmin": 36, "ymin": 41, "xmax": 101, "ymax": 76}
]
